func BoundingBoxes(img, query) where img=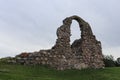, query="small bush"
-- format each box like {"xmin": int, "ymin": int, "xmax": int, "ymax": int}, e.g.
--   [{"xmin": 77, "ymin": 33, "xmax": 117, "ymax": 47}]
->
[
  {"xmin": 0, "ymin": 57, "xmax": 14, "ymax": 64},
  {"xmin": 114, "ymin": 58, "xmax": 120, "ymax": 67},
  {"xmin": 103, "ymin": 55, "xmax": 116, "ymax": 67}
]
